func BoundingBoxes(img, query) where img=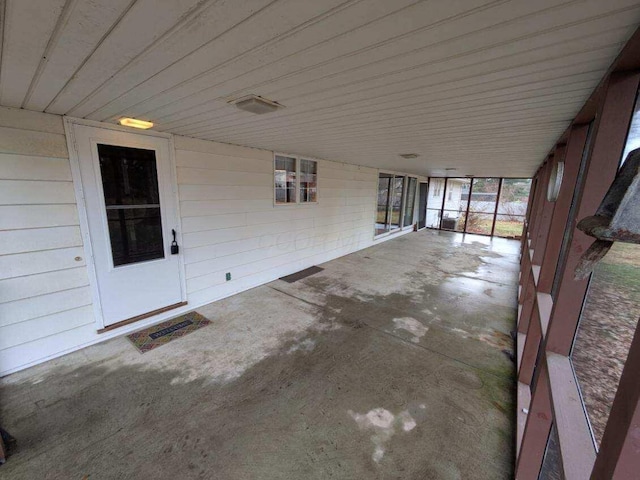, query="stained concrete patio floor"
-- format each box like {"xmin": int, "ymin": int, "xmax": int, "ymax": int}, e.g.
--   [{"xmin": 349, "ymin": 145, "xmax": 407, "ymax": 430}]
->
[{"xmin": 0, "ymin": 230, "xmax": 519, "ymax": 479}]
